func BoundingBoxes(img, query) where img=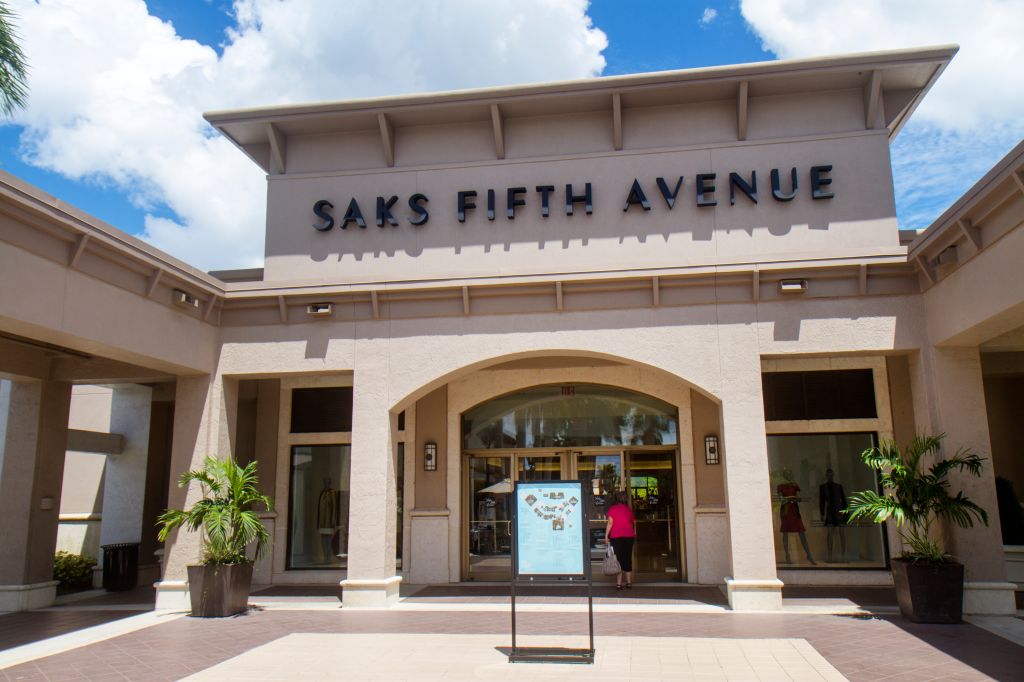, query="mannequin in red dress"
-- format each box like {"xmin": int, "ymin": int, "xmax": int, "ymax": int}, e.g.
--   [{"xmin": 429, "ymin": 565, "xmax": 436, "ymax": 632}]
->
[{"xmin": 777, "ymin": 469, "xmax": 816, "ymax": 564}]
